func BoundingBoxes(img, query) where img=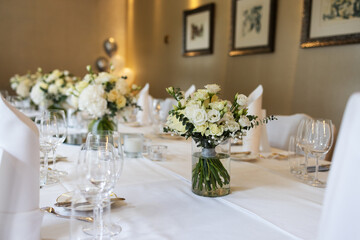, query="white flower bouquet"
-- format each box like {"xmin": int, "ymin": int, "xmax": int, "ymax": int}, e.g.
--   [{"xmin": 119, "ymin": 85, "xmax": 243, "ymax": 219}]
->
[
  {"xmin": 30, "ymin": 69, "xmax": 77, "ymax": 110},
  {"xmin": 164, "ymin": 84, "xmax": 274, "ymax": 196},
  {"xmin": 10, "ymin": 68, "xmax": 42, "ymax": 99},
  {"xmin": 72, "ymin": 66, "xmax": 141, "ymax": 132}
]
